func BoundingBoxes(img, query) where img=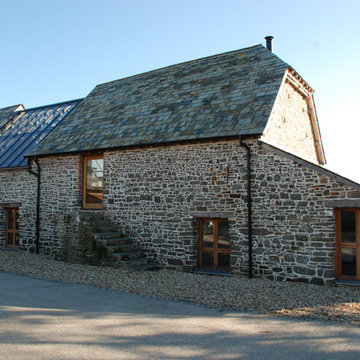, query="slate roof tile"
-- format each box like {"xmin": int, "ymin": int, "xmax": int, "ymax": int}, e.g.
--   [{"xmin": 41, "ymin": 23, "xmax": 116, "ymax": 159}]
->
[{"xmin": 31, "ymin": 45, "xmax": 289, "ymax": 156}]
